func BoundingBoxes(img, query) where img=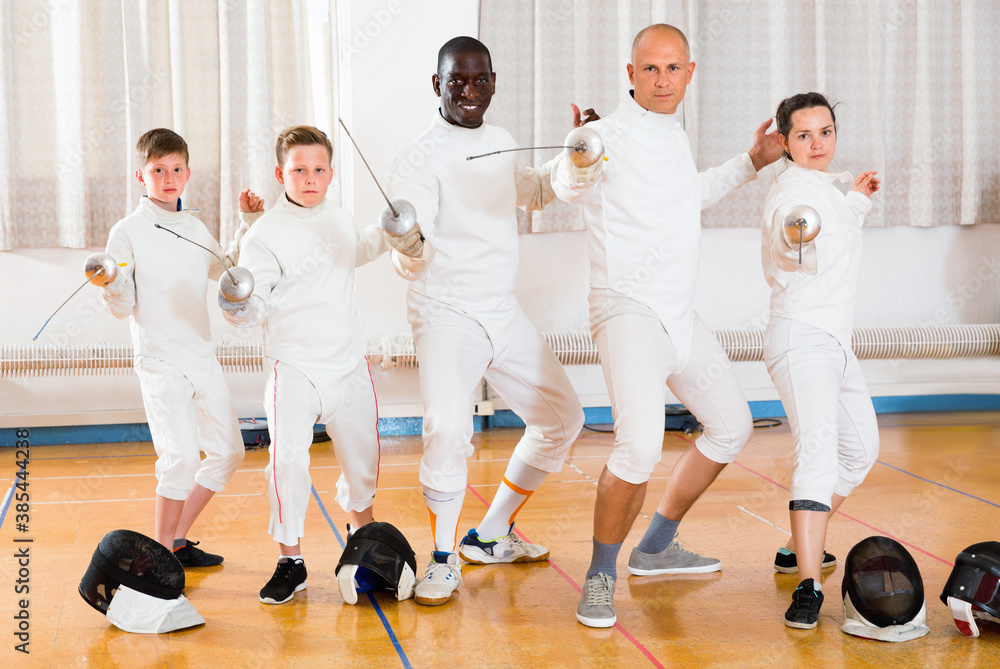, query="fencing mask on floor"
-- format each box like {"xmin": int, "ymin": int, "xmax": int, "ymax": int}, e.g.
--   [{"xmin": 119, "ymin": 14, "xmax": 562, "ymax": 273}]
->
[
  {"xmin": 841, "ymin": 535, "xmax": 929, "ymax": 641},
  {"xmin": 940, "ymin": 541, "xmax": 1000, "ymax": 638},
  {"xmin": 335, "ymin": 521, "xmax": 417, "ymax": 604},
  {"xmin": 79, "ymin": 529, "xmax": 204, "ymax": 633}
]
